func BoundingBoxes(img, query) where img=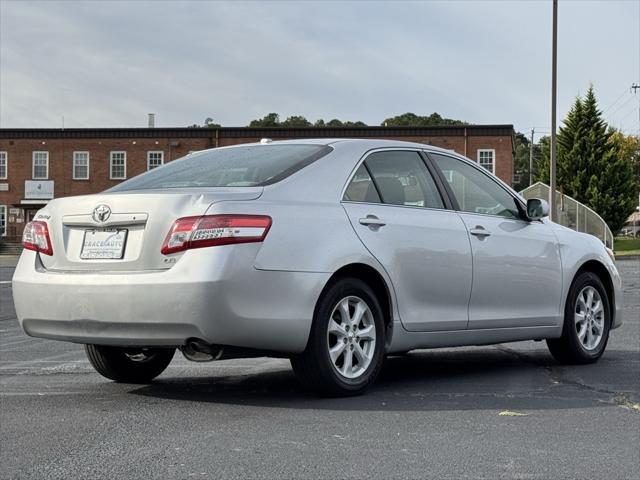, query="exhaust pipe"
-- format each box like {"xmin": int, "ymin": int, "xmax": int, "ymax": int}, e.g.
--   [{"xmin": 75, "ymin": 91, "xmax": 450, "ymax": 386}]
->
[
  {"xmin": 180, "ymin": 339, "xmax": 280, "ymax": 363},
  {"xmin": 181, "ymin": 339, "xmax": 223, "ymax": 362}
]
